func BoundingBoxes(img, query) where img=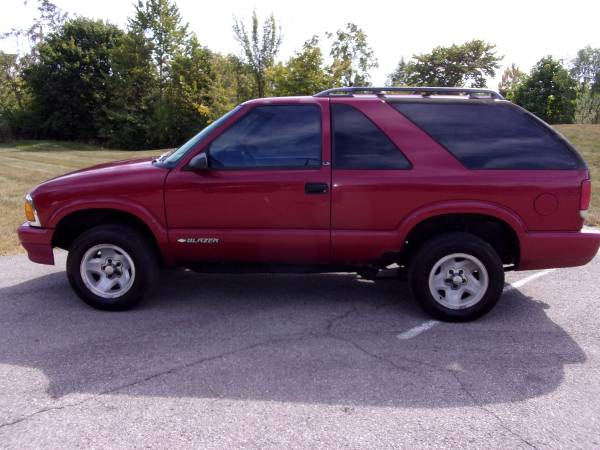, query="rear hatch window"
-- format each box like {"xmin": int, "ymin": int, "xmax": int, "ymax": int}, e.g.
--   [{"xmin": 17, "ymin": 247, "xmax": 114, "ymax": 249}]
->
[{"xmin": 391, "ymin": 102, "xmax": 585, "ymax": 170}]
